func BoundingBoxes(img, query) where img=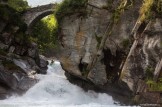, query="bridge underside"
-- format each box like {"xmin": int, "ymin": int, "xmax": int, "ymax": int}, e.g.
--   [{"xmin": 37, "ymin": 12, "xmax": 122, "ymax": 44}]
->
[
  {"xmin": 22, "ymin": 4, "xmax": 55, "ymax": 34},
  {"xmin": 26, "ymin": 11, "xmax": 54, "ymax": 34}
]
